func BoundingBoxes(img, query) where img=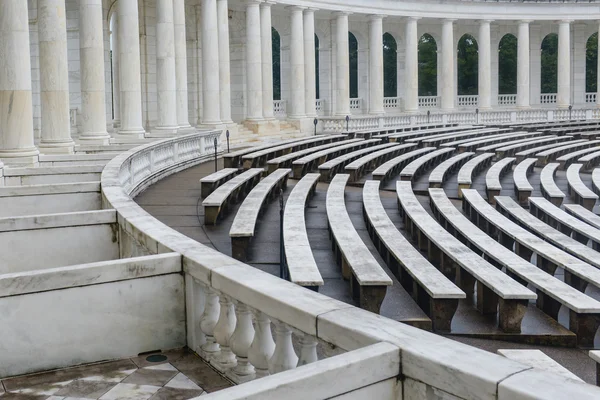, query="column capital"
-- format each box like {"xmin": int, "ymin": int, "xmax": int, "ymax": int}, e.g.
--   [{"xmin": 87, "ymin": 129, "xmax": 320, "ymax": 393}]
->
[
  {"xmin": 245, "ymin": 0, "xmax": 263, "ymax": 6},
  {"xmin": 368, "ymin": 14, "xmax": 385, "ymax": 22},
  {"xmin": 286, "ymin": 5, "xmax": 306, "ymax": 11},
  {"xmin": 260, "ymin": 1, "xmax": 275, "ymax": 9},
  {"xmin": 559, "ymin": 19, "xmax": 574, "ymax": 24},
  {"xmin": 304, "ymin": 7, "xmax": 319, "ymax": 13},
  {"xmin": 480, "ymin": 19, "xmax": 494, "ymax": 24},
  {"xmin": 405, "ymin": 16, "xmax": 421, "ymax": 22},
  {"xmin": 442, "ymin": 18, "xmax": 457, "ymax": 23},
  {"xmin": 519, "ymin": 19, "xmax": 533, "ymax": 24},
  {"xmin": 333, "ymin": 11, "xmax": 351, "ymax": 17}
]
